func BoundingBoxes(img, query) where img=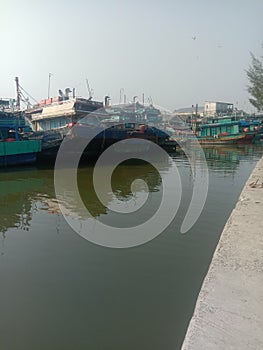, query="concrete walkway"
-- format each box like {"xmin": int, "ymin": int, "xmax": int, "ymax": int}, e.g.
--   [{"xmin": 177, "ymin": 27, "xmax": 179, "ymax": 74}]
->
[{"xmin": 181, "ymin": 156, "xmax": 263, "ymax": 350}]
